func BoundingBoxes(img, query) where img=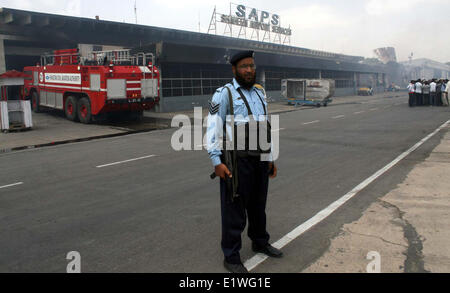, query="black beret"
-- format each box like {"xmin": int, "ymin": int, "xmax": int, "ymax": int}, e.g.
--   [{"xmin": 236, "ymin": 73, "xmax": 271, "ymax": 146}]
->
[{"xmin": 230, "ymin": 50, "xmax": 254, "ymax": 65}]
